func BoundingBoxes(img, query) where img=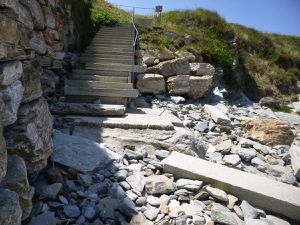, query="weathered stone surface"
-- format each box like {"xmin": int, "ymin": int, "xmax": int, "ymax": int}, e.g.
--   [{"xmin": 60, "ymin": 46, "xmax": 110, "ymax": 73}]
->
[
  {"xmin": 4, "ymin": 97, "xmax": 53, "ymax": 177},
  {"xmin": 0, "ymin": 80, "xmax": 24, "ymax": 126},
  {"xmin": 41, "ymin": 69, "xmax": 59, "ymax": 95},
  {"xmin": 43, "ymin": 6, "xmax": 55, "ymax": 29},
  {"xmin": 0, "ymin": 14, "xmax": 21, "ymax": 44},
  {"xmin": 52, "ymin": 131, "xmax": 119, "ymax": 173},
  {"xmin": 156, "ymin": 48, "xmax": 175, "ymax": 62},
  {"xmin": 29, "ymin": 35, "xmax": 48, "ymax": 55},
  {"xmin": 290, "ymin": 145, "xmax": 300, "ymax": 179},
  {"xmin": 0, "ymin": 155, "xmax": 34, "ymax": 220},
  {"xmin": 204, "ymin": 104, "xmax": 231, "ymax": 125},
  {"xmin": 245, "ymin": 119, "xmax": 294, "ymax": 146},
  {"xmin": 0, "ymin": 189, "xmax": 22, "ymax": 225},
  {"xmin": 136, "ymin": 74, "xmax": 166, "ymax": 94},
  {"xmin": 28, "ymin": 211, "xmax": 56, "ymax": 225},
  {"xmin": 190, "ymin": 63, "xmax": 215, "ymax": 76},
  {"xmin": 163, "ymin": 152, "xmax": 300, "ymax": 221},
  {"xmin": 21, "ymin": 60, "xmax": 43, "ymax": 103},
  {"xmin": 0, "ymin": 127, "xmax": 7, "ymax": 181},
  {"xmin": 0, "ymin": 0, "xmax": 33, "ymax": 29},
  {"xmin": 152, "ymin": 58, "xmax": 190, "ymax": 77},
  {"xmin": 259, "ymin": 97, "xmax": 280, "ymax": 109},
  {"xmin": 211, "ymin": 203, "xmax": 238, "ymax": 225},
  {"xmin": 0, "ymin": 61, "xmax": 23, "ymax": 87},
  {"xmin": 19, "ymin": 0, "xmax": 45, "ymax": 30},
  {"xmin": 167, "ymin": 75, "xmax": 213, "ymax": 99},
  {"xmin": 145, "ymin": 175, "xmax": 176, "ymax": 195},
  {"xmin": 175, "ymin": 50, "xmax": 196, "ymax": 62}
]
